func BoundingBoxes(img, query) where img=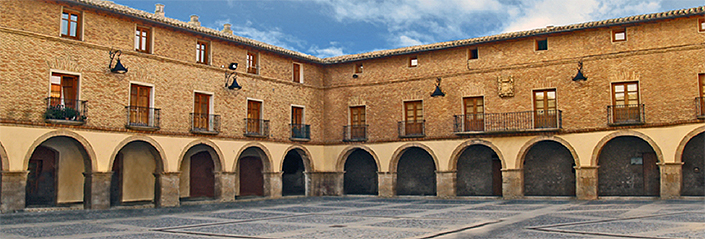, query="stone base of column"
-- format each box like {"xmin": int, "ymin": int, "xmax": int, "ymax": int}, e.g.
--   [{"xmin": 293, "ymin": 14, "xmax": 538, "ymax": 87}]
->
[
  {"xmin": 154, "ymin": 172, "xmax": 180, "ymax": 208},
  {"xmin": 575, "ymin": 166, "xmax": 598, "ymax": 200},
  {"xmin": 306, "ymin": 172, "xmax": 343, "ymax": 196},
  {"xmin": 214, "ymin": 172, "xmax": 236, "ymax": 202},
  {"xmin": 263, "ymin": 172, "xmax": 282, "ymax": 198},
  {"xmin": 659, "ymin": 162, "xmax": 684, "ymax": 199},
  {"xmin": 1, "ymin": 171, "xmax": 28, "ymax": 213},
  {"xmin": 502, "ymin": 169, "xmax": 523, "ymax": 199},
  {"xmin": 378, "ymin": 172, "xmax": 396, "ymax": 198},
  {"xmin": 436, "ymin": 171, "xmax": 456, "ymax": 198},
  {"xmin": 83, "ymin": 172, "xmax": 112, "ymax": 210}
]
